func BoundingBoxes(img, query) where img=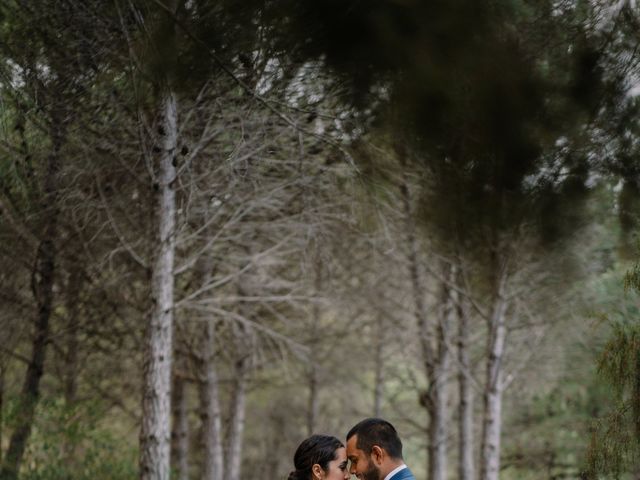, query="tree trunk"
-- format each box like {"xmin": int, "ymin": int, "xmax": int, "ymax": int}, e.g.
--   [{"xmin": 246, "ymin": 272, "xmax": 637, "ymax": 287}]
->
[
  {"xmin": 199, "ymin": 319, "xmax": 224, "ymax": 480},
  {"xmin": 139, "ymin": 90, "xmax": 178, "ymax": 480},
  {"xmin": 0, "ymin": 119, "xmax": 62, "ymax": 480},
  {"xmin": 307, "ymin": 257, "xmax": 323, "ymax": 434},
  {"xmin": 266, "ymin": 413, "xmax": 285, "ymax": 480},
  {"xmin": 63, "ymin": 270, "xmax": 80, "ymax": 406},
  {"xmin": 373, "ymin": 314, "xmax": 385, "ymax": 417},
  {"xmin": 427, "ymin": 266, "xmax": 454, "ymax": 480},
  {"xmin": 227, "ymin": 346, "xmax": 249, "ymax": 480},
  {"xmin": 457, "ymin": 293, "xmax": 475, "ymax": 480},
  {"xmin": 227, "ymin": 360, "xmax": 247, "ymax": 480},
  {"xmin": 171, "ymin": 366, "xmax": 189, "ymax": 480},
  {"xmin": 0, "ymin": 364, "xmax": 4, "ymax": 464},
  {"xmin": 479, "ymin": 268, "xmax": 508, "ymax": 480},
  {"xmin": 62, "ymin": 267, "xmax": 81, "ymax": 465},
  {"xmin": 307, "ymin": 362, "xmax": 319, "ymax": 436},
  {"xmin": 399, "ymin": 170, "xmax": 440, "ymax": 480}
]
